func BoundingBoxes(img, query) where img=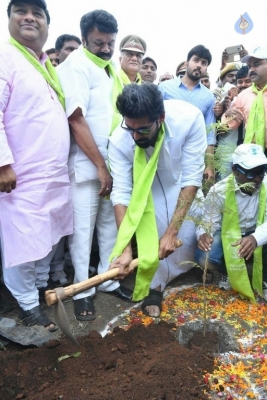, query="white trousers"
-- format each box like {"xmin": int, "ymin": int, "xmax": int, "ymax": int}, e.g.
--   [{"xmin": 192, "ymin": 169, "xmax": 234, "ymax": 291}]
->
[
  {"xmin": 69, "ymin": 176, "xmax": 119, "ymax": 300},
  {"xmin": 2, "ymin": 244, "xmax": 57, "ymax": 311},
  {"xmin": 49, "ymin": 236, "xmax": 66, "ymax": 272}
]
